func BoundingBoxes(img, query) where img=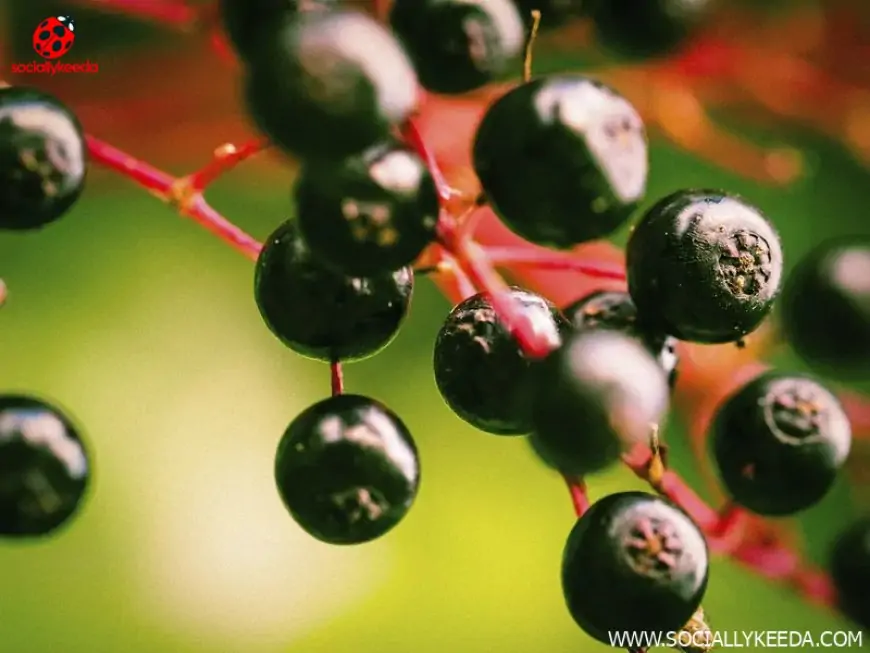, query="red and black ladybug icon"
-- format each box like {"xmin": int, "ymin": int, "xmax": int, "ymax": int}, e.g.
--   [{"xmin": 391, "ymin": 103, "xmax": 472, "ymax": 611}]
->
[{"xmin": 32, "ymin": 16, "xmax": 76, "ymax": 60}]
